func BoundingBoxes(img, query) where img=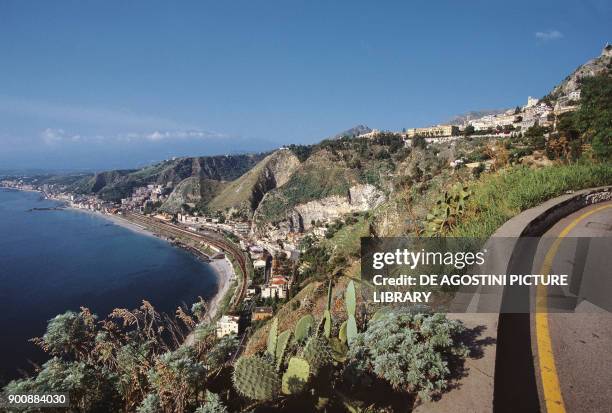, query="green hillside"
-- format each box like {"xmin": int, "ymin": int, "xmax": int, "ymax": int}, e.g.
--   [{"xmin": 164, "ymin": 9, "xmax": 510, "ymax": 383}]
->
[
  {"xmin": 160, "ymin": 177, "xmax": 227, "ymax": 213},
  {"xmin": 69, "ymin": 153, "xmax": 267, "ymax": 202},
  {"xmin": 252, "ymin": 134, "xmax": 409, "ymax": 225},
  {"xmin": 207, "ymin": 149, "xmax": 301, "ymax": 214}
]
